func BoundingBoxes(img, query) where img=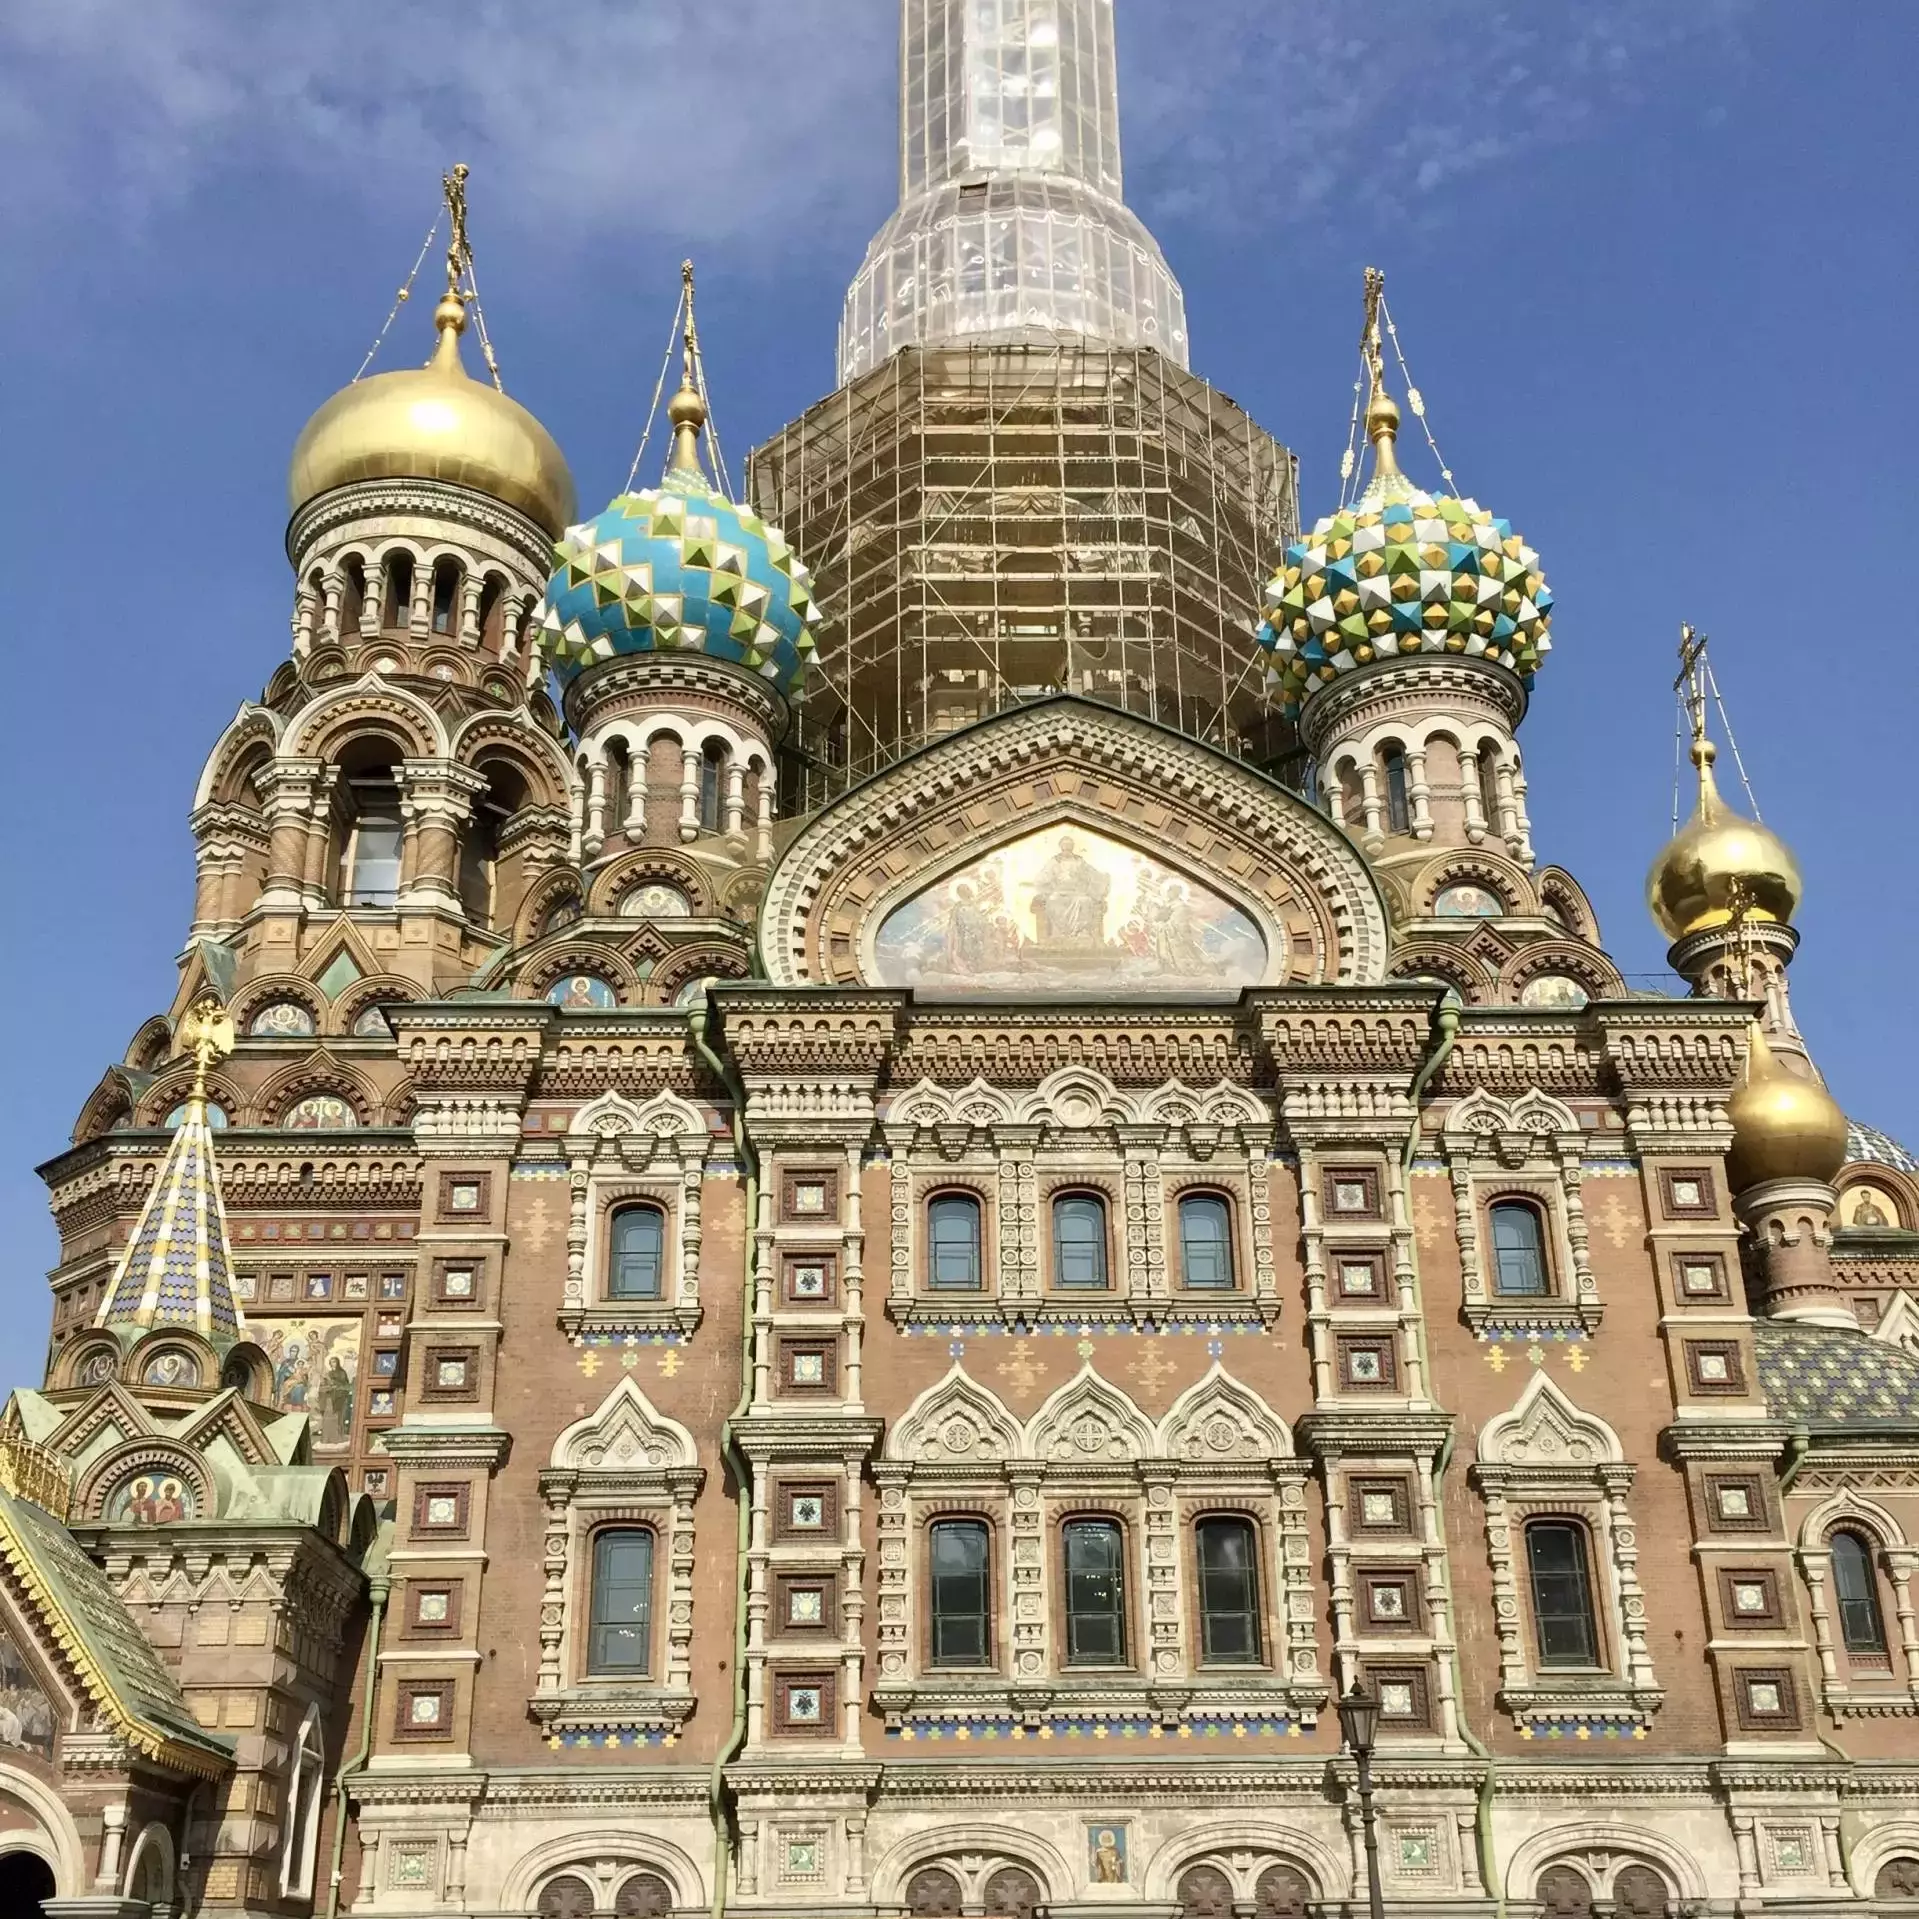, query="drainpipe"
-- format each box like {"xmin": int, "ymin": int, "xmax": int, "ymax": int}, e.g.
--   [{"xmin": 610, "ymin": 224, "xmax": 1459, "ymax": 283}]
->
[
  {"xmin": 1779, "ymin": 1425, "xmax": 1812, "ymax": 1494},
  {"xmin": 689, "ymin": 987, "xmax": 757, "ymax": 1919},
  {"xmin": 324, "ymin": 1572, "xmax": 389, "ymax": 1919},
  {"xmin": 1397, "ymin": 994, "xmax": 1502, "ymax": 1912}
]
